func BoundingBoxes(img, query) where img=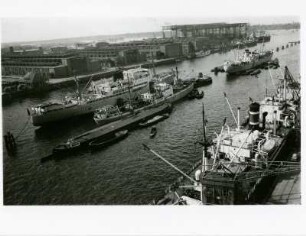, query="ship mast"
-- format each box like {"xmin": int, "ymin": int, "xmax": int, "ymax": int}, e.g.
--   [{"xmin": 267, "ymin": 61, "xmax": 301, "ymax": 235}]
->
[
  {"xmin": 175, "ymin": 66, "xmax": 179, "ymax": 85},
  {"xmin": 201, "ymin": 103, "xmax": 208, "ymax": 172},
  {"xmin": 151, "ymin": 45, "xmax": 156, "ymax": 77},
  {"xmin": 223, "ymin": 92, "xmax": 238, "ymax": 127},
  {"xmin": 126, "ymin": 72, "xmax": 133, "ymax": 111},
  {"xmin": 74, "ymin": 73, "xmax": 82, "ymax": 100},
  {"xmin": 81, "ymin": 74, "xmax": 95, "ymax": 94}
]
